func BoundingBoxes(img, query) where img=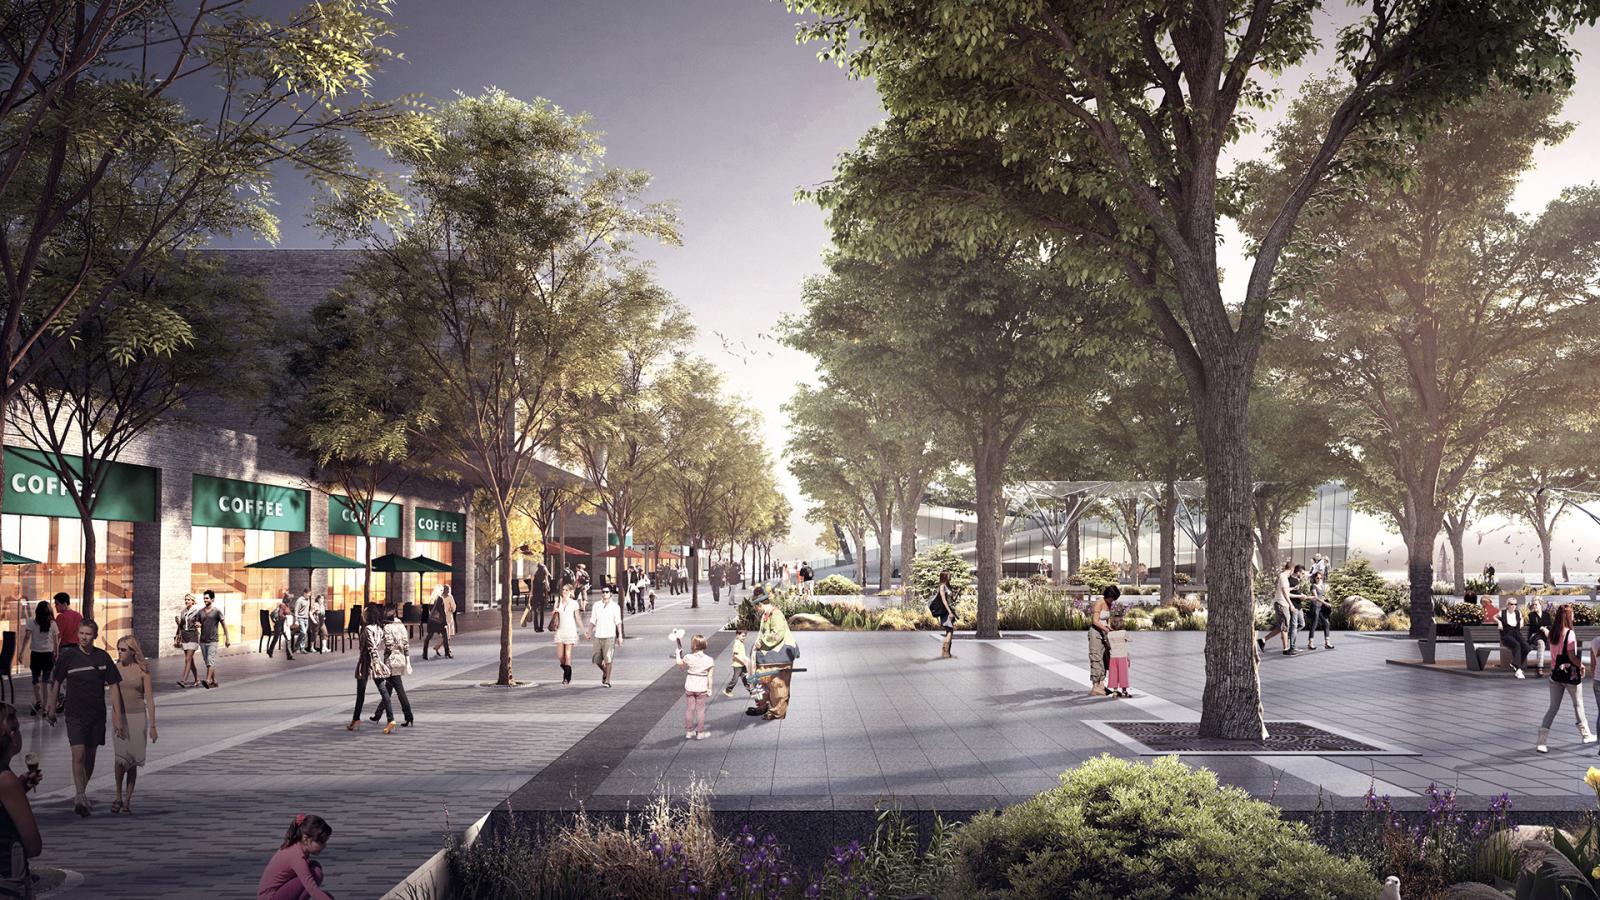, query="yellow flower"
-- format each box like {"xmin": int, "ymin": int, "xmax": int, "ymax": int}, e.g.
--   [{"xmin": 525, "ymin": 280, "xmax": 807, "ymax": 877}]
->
[
  {"xmin": 1587, "ymin": 767, "xmax": 1600, "ymax": 791},
  {"xmin": 1592, "ymin": 866, "xmax": 1600, "ymax": 880}
]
